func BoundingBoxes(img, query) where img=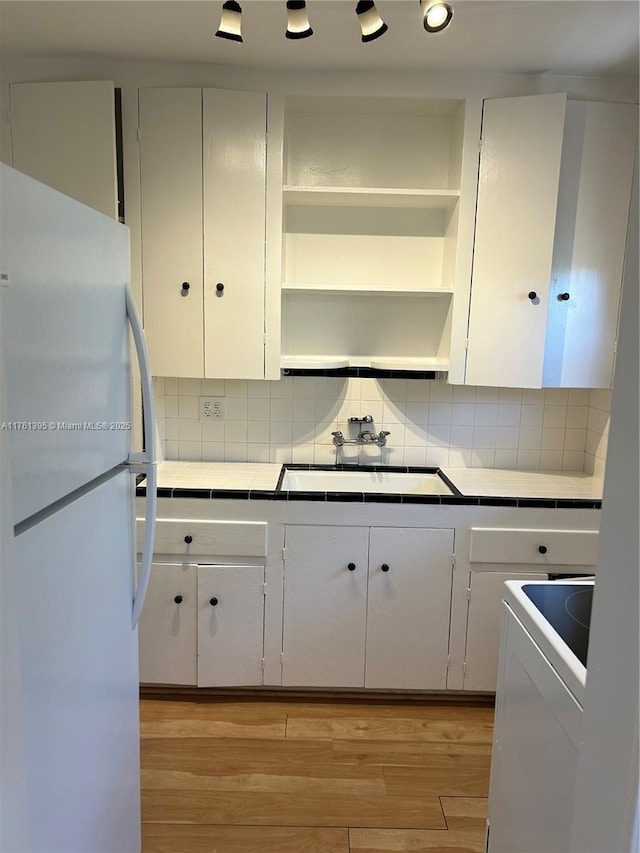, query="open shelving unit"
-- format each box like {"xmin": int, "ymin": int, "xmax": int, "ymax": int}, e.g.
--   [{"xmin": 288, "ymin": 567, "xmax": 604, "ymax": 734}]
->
[{"xmin": 280, "ymin": 95, "xmax": 466, "ymax": 374}]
